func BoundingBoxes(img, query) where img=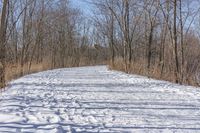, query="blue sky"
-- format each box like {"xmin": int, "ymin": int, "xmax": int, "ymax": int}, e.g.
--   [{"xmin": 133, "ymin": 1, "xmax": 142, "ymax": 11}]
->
[{"xmin": 70, "ymin": 0, "xmax": 93, "ymax": 16}]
